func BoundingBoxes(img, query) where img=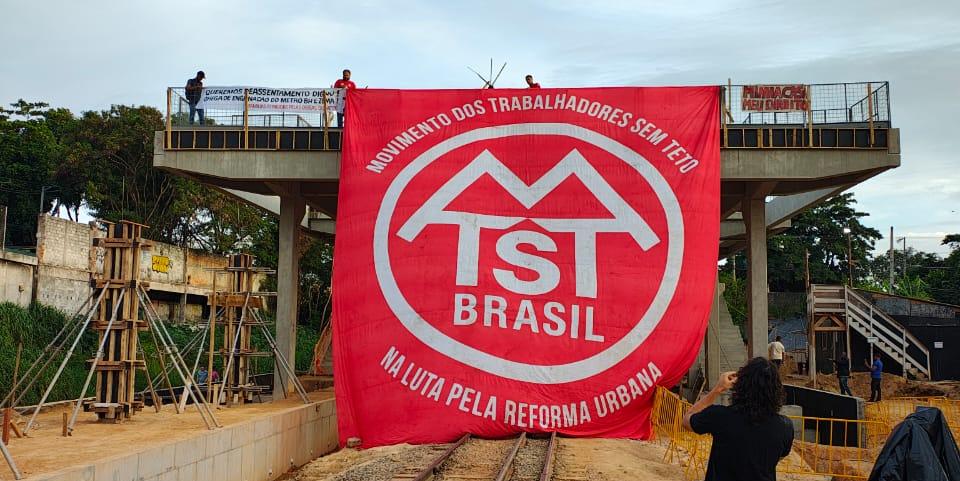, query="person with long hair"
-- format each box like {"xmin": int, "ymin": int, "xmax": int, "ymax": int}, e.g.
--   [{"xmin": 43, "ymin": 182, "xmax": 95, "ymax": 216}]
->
[{"xmin": 683, "ymin": 357, "xmax": 795, "ymax": 481}]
